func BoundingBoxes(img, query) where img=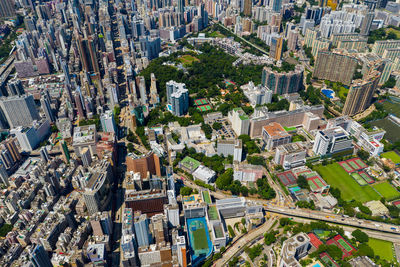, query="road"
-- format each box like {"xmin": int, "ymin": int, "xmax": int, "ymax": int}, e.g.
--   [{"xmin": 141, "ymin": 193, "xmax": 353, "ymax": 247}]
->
[
  {"xmin": 265, "ymin": 205, "xmax": 400, "ymax": 239},
  {"xmin": 214, "ymin": 217, "xmax": 278, "ymax": 267},
  {"xmin": 214, "ymin": 22, "xmax": 269, "ymax": 55}
]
